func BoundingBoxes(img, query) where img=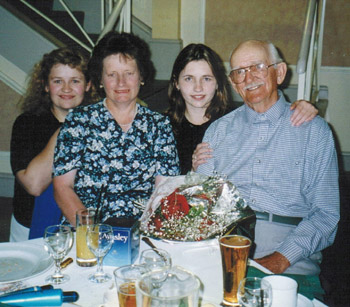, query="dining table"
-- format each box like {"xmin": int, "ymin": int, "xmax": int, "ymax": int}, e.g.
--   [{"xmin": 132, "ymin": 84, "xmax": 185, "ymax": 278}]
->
[{"xmin": 0, "ymin": 234, "xmax": 328, "ymax": 307}]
